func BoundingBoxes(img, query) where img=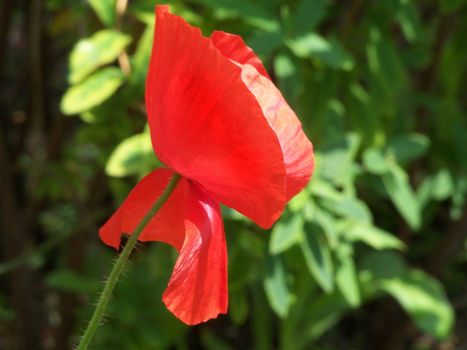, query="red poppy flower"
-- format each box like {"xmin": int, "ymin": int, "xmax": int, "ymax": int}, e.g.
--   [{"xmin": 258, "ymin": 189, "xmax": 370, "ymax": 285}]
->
[{"xmin": 99, "ymin": 5, "xmax": 314, "ymax": 325}]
